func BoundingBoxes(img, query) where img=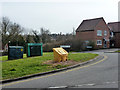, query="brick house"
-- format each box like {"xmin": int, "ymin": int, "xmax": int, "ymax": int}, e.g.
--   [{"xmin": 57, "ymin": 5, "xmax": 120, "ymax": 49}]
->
[
  {"xmin": 76, "ymin": 17, "xmax": 110, "ymax": 49},
  {"xmin": 108, "ymin": 22, "xmax": 120, "ymax": 48}
]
